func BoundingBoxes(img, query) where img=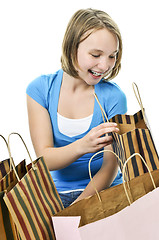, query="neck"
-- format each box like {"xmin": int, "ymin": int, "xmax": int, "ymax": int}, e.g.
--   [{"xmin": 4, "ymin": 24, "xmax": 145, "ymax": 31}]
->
[{"xmin": 62, "ymin": 72, "xmax": 93, "ymax": 93}]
